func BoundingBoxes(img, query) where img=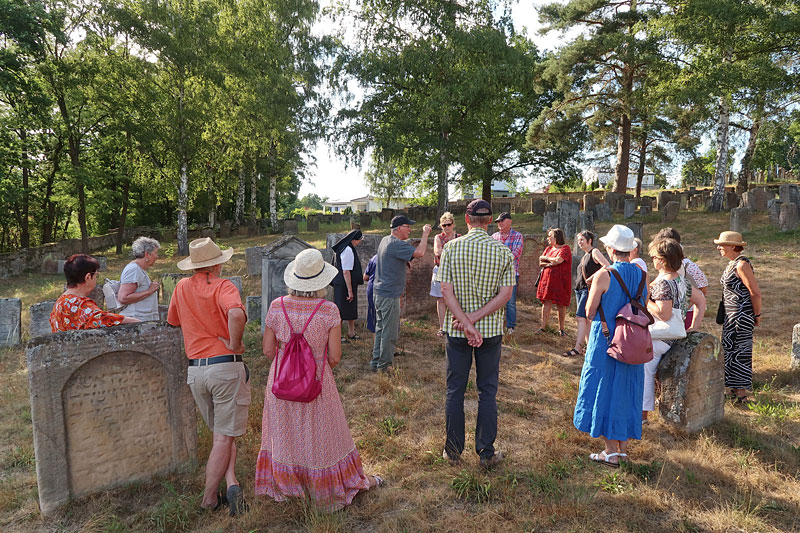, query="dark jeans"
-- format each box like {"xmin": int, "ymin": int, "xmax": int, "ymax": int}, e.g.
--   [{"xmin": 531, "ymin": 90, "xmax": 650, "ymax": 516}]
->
[
  {"xmin": 444, "ymin": 334, "xmax": 502, "ymax": 460},
  {"xmin": 505, "ymin": 274, "xmax": 519, "ymax": 328}
]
